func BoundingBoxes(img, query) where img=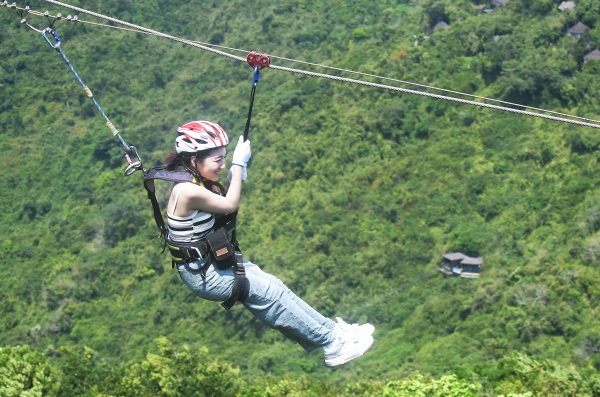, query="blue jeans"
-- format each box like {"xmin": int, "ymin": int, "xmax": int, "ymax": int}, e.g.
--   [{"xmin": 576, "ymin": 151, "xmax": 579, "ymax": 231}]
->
[{"xmin": 177, "ymin": 260, "xmax": 336, "ymax": 352}]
